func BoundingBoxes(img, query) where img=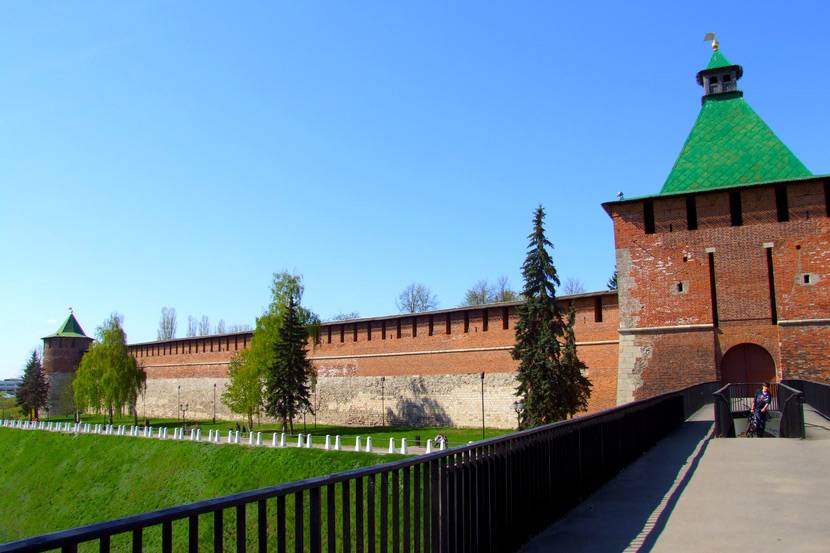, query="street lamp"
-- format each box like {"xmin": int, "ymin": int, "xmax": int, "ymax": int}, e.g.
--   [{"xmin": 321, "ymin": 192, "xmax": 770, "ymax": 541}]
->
[
  {"xmin": 212, "ymin": 383, "xmax": 217, "ymax": 424},
  {"xmin": 300, "ymin": 403, "xmax": 308, "ymax": 433},
  {"xmin": 480, "ymin": 372, "xmax": 485, "ymax": 440},
  {"xmin": 180, "ymin": 403, "xmax": 189, "ymax": 427},
  {"xmin": 177, "ymin": 385, "xmax": 181, "ymax": 421},
  {"xmin": 512, "ymin": 400, "xmax": 524, "ymax": 429},
  {"xmin": 380, "ymin": 376, "xmax": 386, "ymax": 427}
]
